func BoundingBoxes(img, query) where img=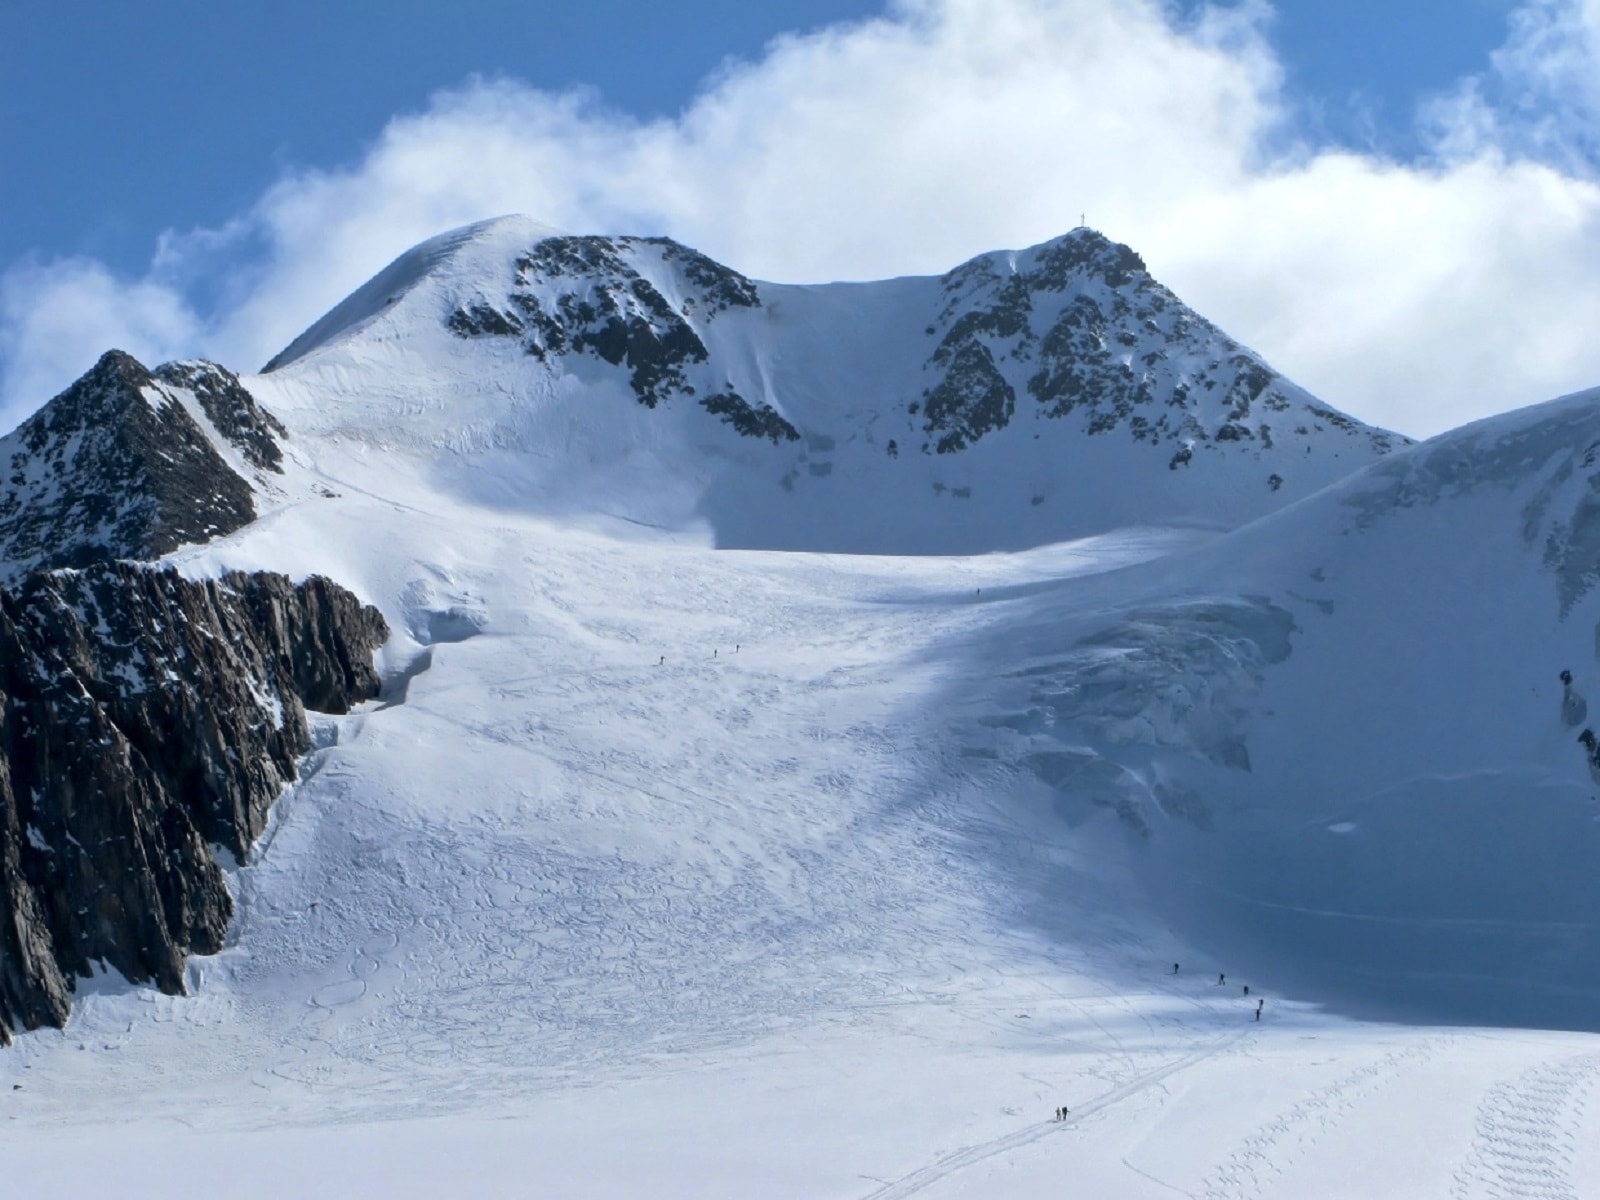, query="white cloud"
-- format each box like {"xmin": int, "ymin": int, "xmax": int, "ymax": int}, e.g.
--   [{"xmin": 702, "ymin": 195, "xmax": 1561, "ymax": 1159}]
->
[
  {"xmin": 0, "ymin": 258, "xmax": 201, "ymax": 415},
  {"xmin": 5, "ymin": 0, "xmax": 1600, "ymax": 439},
  {"xmin": 1430, "ymin": 0, "xmax": 1600, "ymax": 169}
]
